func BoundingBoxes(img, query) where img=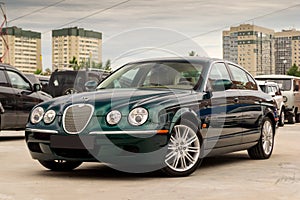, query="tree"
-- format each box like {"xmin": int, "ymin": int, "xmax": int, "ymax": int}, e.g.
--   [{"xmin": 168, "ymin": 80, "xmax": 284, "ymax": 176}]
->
[
  {"xmin": 188, "ymin": 51, "xmax": 198, "ymax": 56},
  {"xmin": 69, "ymin": 56, "xmax": 80, "ymax": 70},
  {"xmin": 34, "ymin": 69, "xmax": 42, "ymax": 75},
  {"xmin": 287, "ymin": 64, "xmax": 300, "ymax": 77},
  {"xmin": 104, "ymin": 59, "xmax": 111, "ymax": 71},
  {"xmin": 44, "ymin": 68, "xmax": 52, "ymax": 76}
]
